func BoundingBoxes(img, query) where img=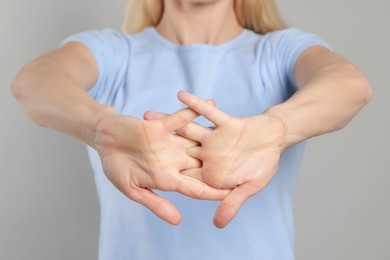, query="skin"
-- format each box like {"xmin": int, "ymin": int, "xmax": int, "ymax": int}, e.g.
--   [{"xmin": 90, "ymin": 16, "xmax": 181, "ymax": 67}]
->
[
  {"xmin": 145, "ymin": 92, "xmax": 285, "ymax": 228},
  {"xmin": 155, "ymin": 0, "xmax": 243, "ymax": 45},
  {"xmin": 96, "ymin": 102, "xmax": 230, "ymax": 225},
  {"xmin": 146, "ymin": 0, "xmax": 373, "ymax": 227},
  {"xmin": 11, "ymin": 0, "xmax": 372, "ymax": 228}
]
